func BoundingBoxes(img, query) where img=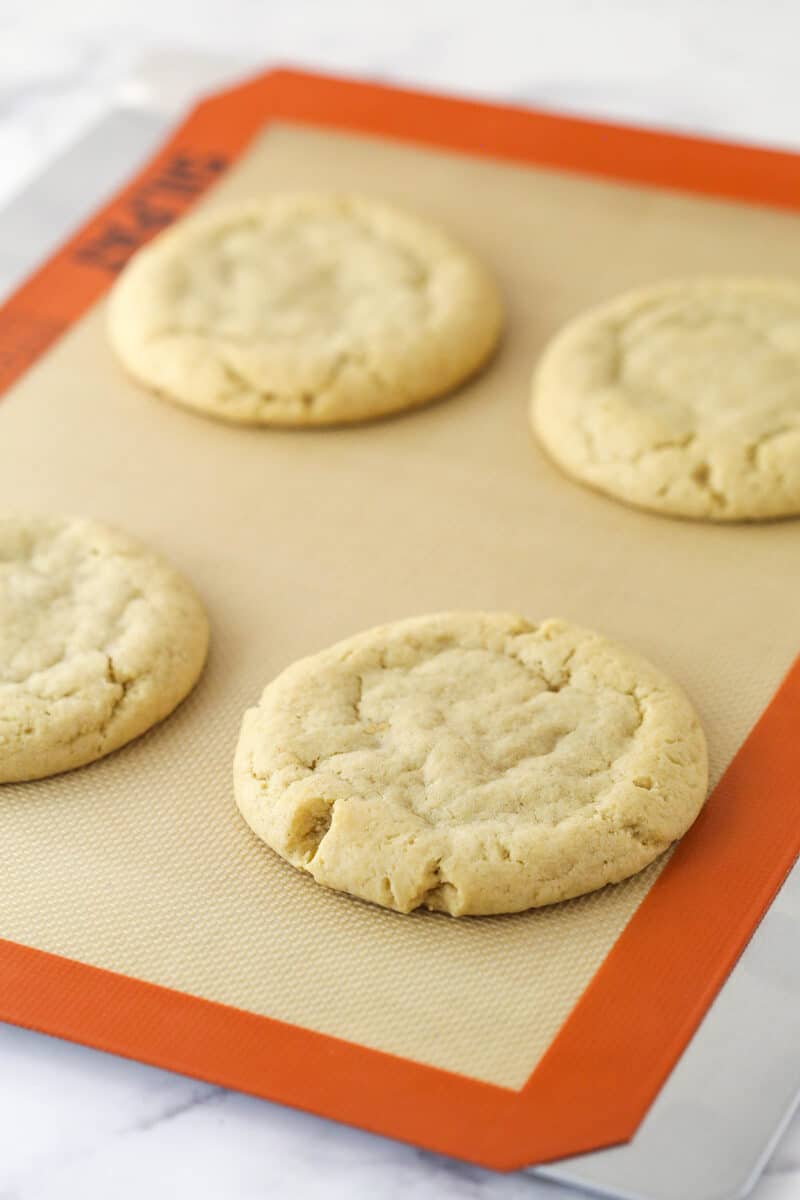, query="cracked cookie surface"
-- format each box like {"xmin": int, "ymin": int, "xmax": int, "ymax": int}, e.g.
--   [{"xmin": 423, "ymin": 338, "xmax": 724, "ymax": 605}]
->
[
  {"xmin": 531, "ymin": 278, "xmax": 800, "ymax": 520},
  {"xmin": 234, "ymin": 612, "xmax": 707, "ymax": 915},
  {"xmin": 0, "ymin": 515, "xmax": 209, "ymax": 782},
  {"xmin": 108, "ymin": 193, "xmax": 503, "ymax": 426}
]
